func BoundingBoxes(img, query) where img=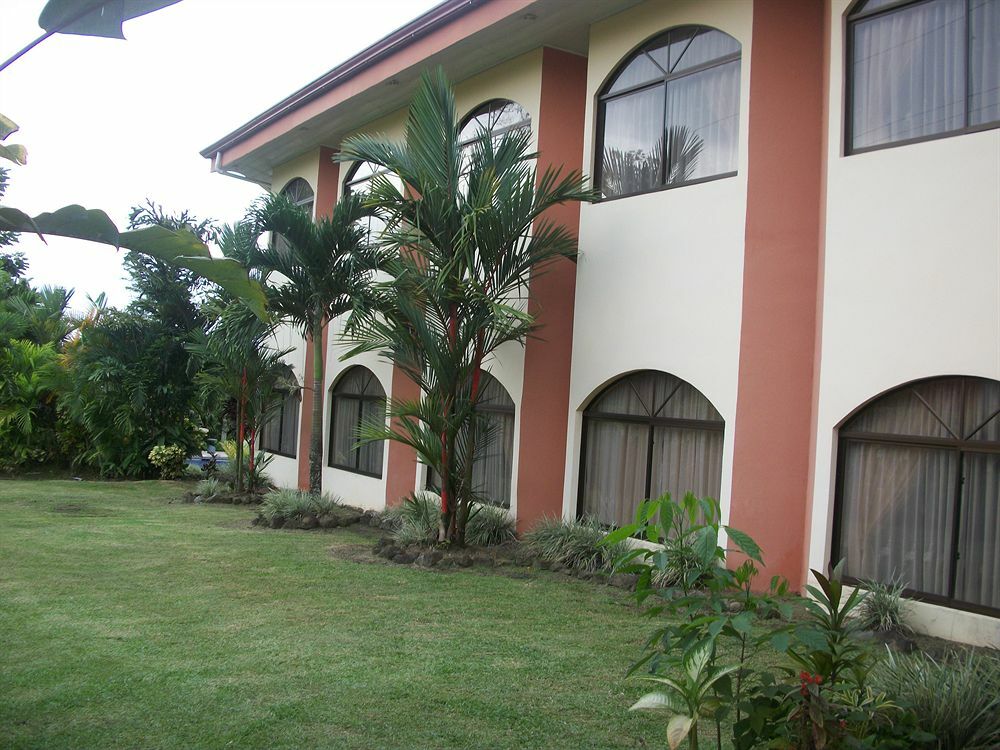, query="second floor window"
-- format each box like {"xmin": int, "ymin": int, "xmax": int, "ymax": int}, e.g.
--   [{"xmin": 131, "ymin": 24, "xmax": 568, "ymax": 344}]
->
[
  {"xmin": 596, "ymin": 25, "xmax": 741, "ymax": 199},
  {"xmin": 343, "ymin": 160, "xmax": 398, "ymax": 247},
  {"xmin": 848, "ymin": 0, "xmax": 999, "ymax": 152}
]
